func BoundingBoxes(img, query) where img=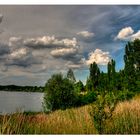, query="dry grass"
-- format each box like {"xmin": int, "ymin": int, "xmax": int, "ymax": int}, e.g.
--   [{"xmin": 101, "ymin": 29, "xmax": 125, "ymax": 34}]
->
[
  {"xmin": 104, "ymin": 96, "xmax": 140, "ymax": 134},
  {"xmin": 0, "ymin": 105, "xmax": 96, "ymax": 134},
  {"xmin": 27, "ymin": 105, "xmax": 96, "ymax": 134},
  {"xmin": 0, "ymin": 95, "xmax": 140, "ymax": 134}
]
